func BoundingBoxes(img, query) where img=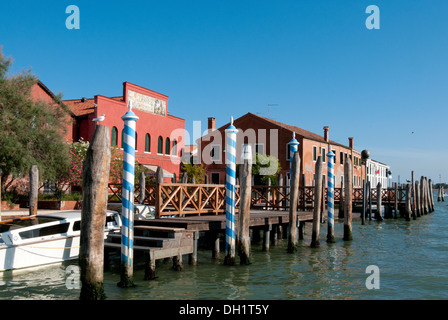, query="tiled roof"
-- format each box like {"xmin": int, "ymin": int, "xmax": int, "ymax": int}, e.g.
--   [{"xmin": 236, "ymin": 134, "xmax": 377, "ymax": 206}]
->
[{"xmin": 63, "ymin": 96, "xmax": 123, "ymax": 117}]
